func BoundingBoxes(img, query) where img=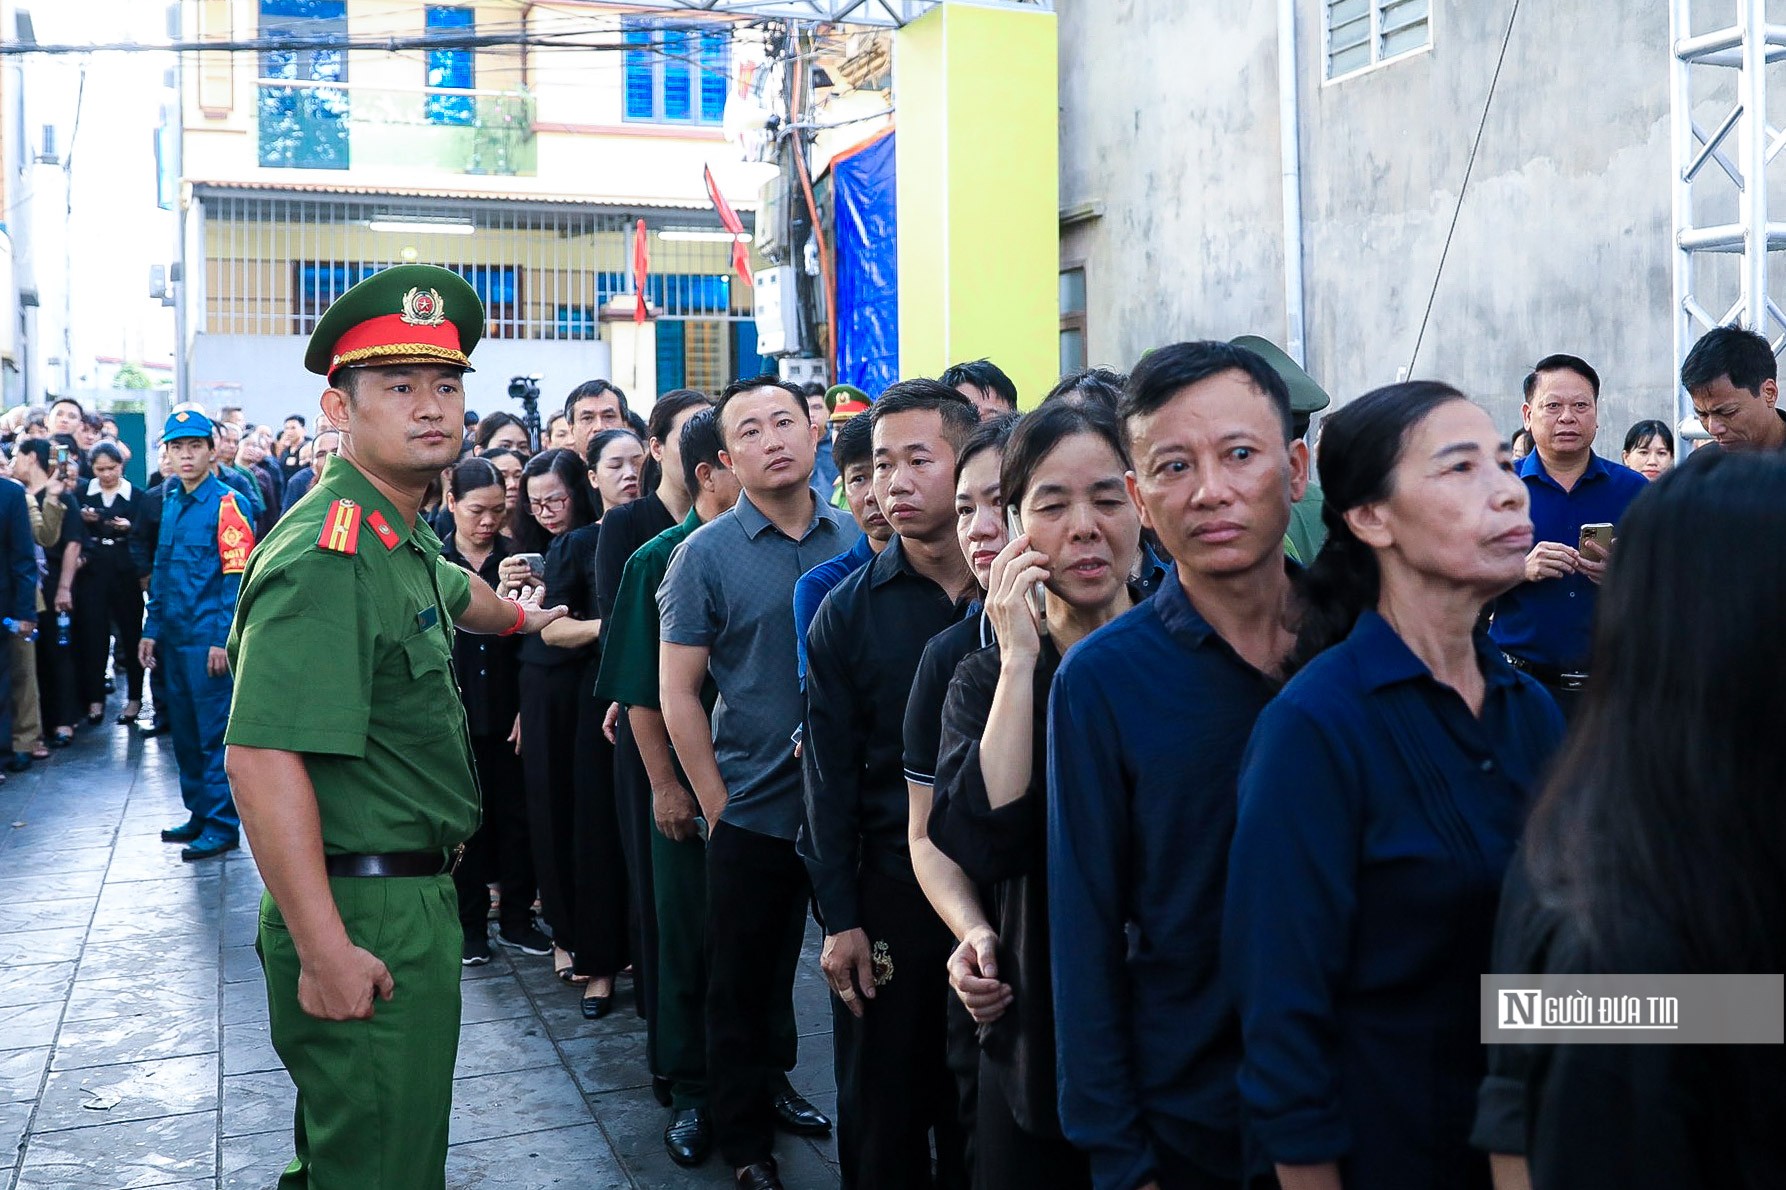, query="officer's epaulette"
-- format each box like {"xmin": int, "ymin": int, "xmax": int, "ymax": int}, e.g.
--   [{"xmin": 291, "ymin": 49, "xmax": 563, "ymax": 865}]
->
[{"xmin": 317, "ymin": 498, "xmax": 363, "ymax": 555}]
